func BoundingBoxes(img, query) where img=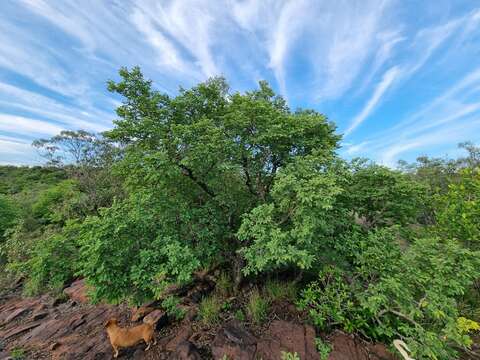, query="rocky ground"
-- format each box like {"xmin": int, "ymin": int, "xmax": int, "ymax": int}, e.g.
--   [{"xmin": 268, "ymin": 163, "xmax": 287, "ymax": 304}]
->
[{"xmin": 1, "ymin": 278, "xmax": 400, "ymax": 360}]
